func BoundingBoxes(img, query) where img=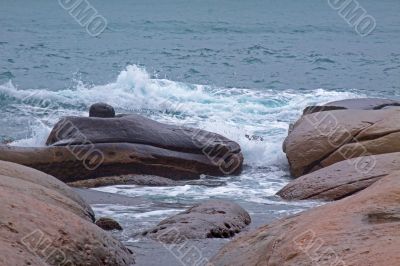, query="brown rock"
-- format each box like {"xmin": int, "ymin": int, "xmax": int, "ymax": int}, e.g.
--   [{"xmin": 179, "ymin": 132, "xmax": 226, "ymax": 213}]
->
[
  {"xmin": 324, "ymin": 98, "xmax": 400, "ymax": 110},
  {"xmin": 0, "ymin": 160, "xmax": 94, "ymax": 221},
  {"xmin": 143, "ymin": 200, "xmax": 251, "ymax": 243},
  {"xmin": 0, "ymin": 142, "xmax": 242, "ymax": 183},
  {"xmin": 68, "ymin": 174, "xmax": 179, "ymax": 188},
  {"xmin": 96, "ymin": 217, "xmax": 123, "ymax": 231},
  {"xmin": 278, "ymin": 152, "xmax": 400, "ymax": 200},
  {"xmin": 302, "ymin": 105, "xmax": 346, "ymax": 115},
  {"xmin": 0, "ymin": 161, "xmax": 134, "ymax": 265},
  {"xmin": 283, "ymin": 107, "xmax": 400, "ymax": 177},
  {"xmin": 0, "ymin": 113, "xmax": 243, "ymax": 183},
  {"xmin": 211, "ymin": 171, "xmax": 400, "ymax": 266}
]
